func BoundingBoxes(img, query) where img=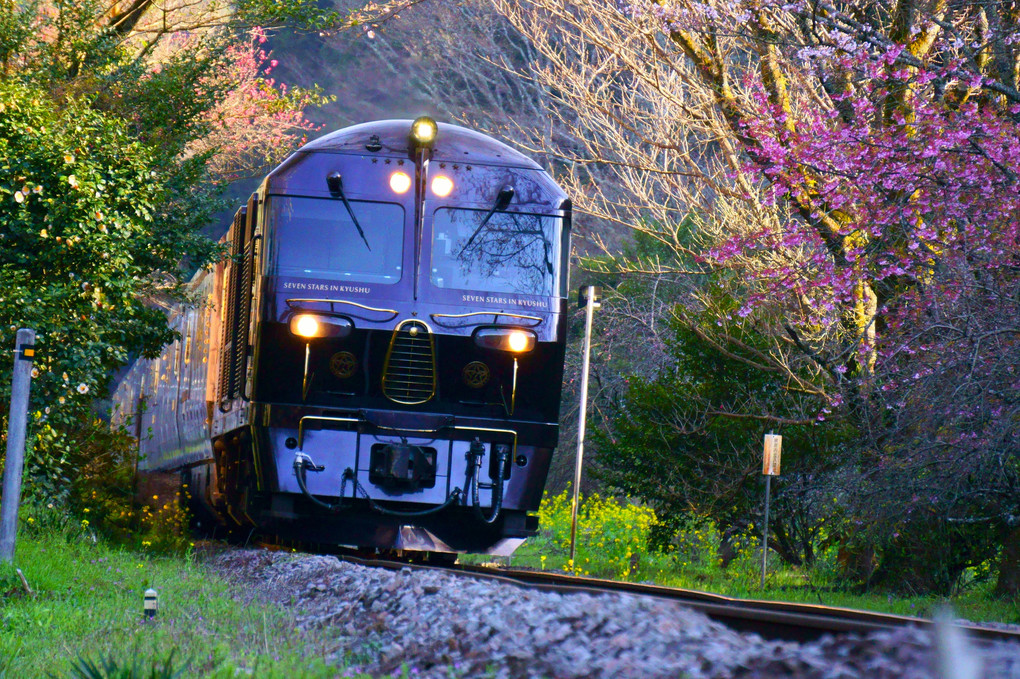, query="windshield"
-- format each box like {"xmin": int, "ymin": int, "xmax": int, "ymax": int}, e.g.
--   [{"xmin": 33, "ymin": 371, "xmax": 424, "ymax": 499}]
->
[
  {"xmin": 430, "ymin": 208, "xmax": 560, "ymax": 297},
  {"xmin": 269, "ymin": 196, "xmax": 404, "ymax": 284}
]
